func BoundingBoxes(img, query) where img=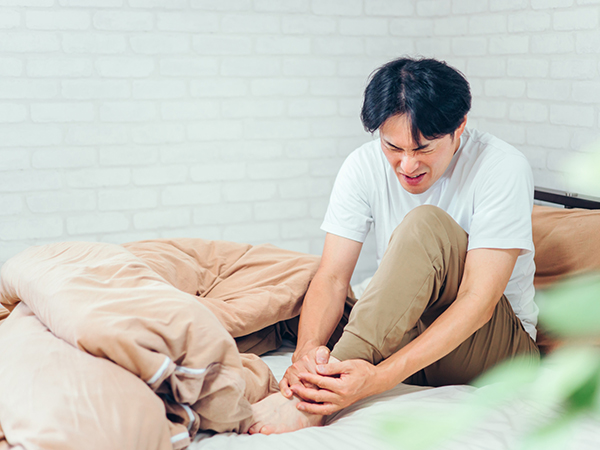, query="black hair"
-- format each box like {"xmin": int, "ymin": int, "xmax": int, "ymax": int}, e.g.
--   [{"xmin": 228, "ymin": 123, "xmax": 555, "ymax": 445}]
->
[{"xmin": 360, "ymin": 57, "xmax": 471, "ymax": 145}]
